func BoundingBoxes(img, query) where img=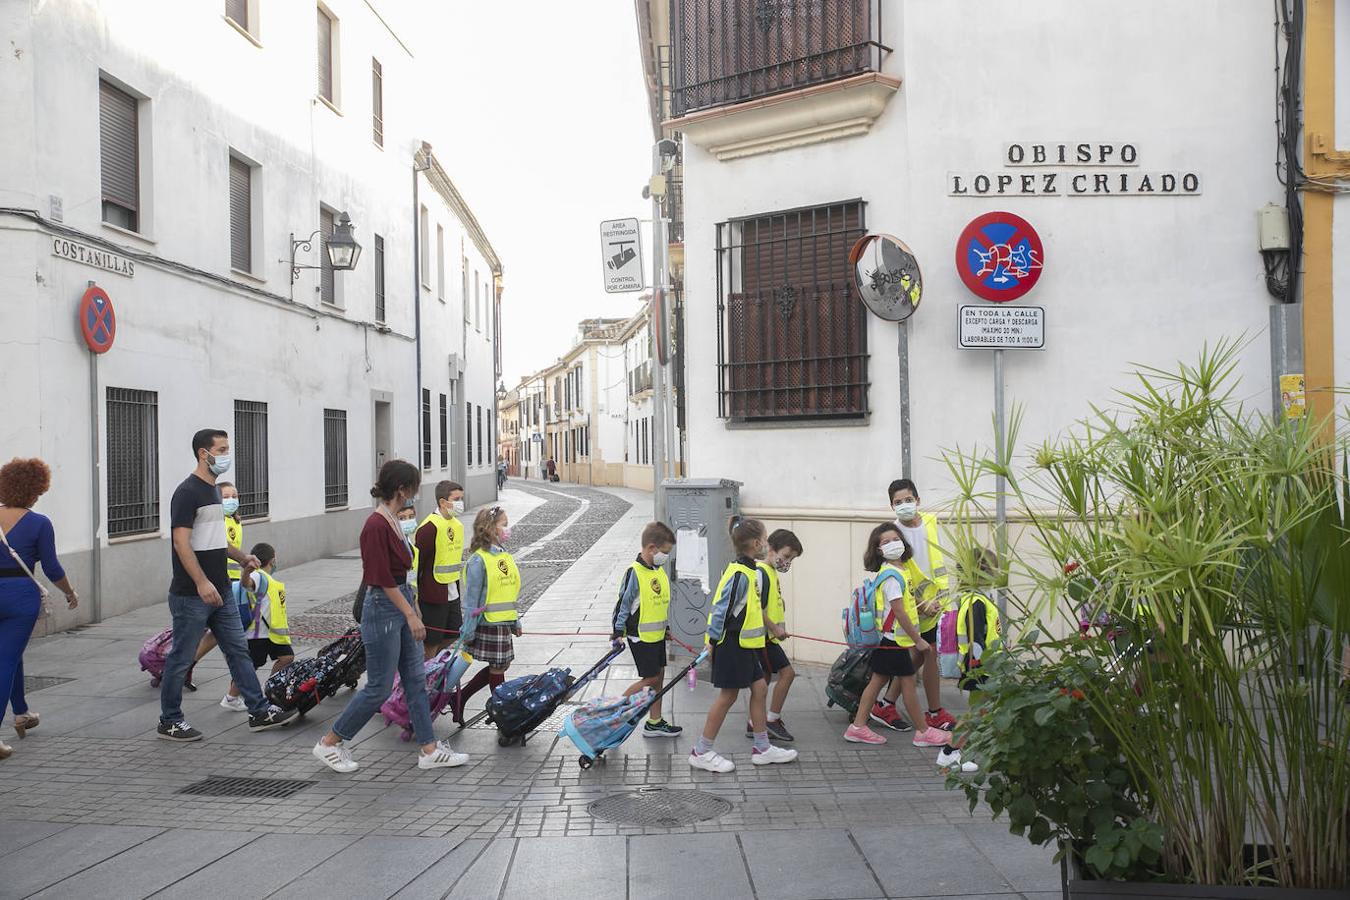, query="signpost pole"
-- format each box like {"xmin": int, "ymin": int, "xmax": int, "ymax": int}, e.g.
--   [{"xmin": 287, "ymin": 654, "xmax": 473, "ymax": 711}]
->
[
  {"xmin": 898, "ymin": 321, "xmax": 912, "ymax": 478},
  {"xmin": 649, "ymin": 157, "xmax": 667, "ymax": 519},
  {"xmin": 88, "ymin": 326, "xmax": 103, "ymax": 625},
  {"xmin": 993, "ymin": 348, "xmax": 1007, "ymax": 619}
]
